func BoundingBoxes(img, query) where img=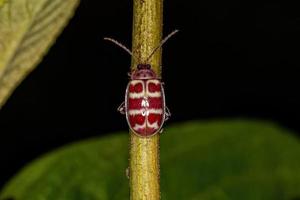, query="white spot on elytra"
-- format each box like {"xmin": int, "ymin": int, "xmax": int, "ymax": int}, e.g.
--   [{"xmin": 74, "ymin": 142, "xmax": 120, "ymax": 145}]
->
[
  {"xmin": 147, "ymin": 121, "xmax": 159, "ymax": 129},
  {"xmin": 129, "ymin": 92, "xmax": 144, "ymax": 99},
  {"xmin": 129, "ymin": 109, "xmax": 163, "ymax": 116},
  {"xmin": 141, "ymin": 99, "xmax": 149, "ymax": 107}
]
